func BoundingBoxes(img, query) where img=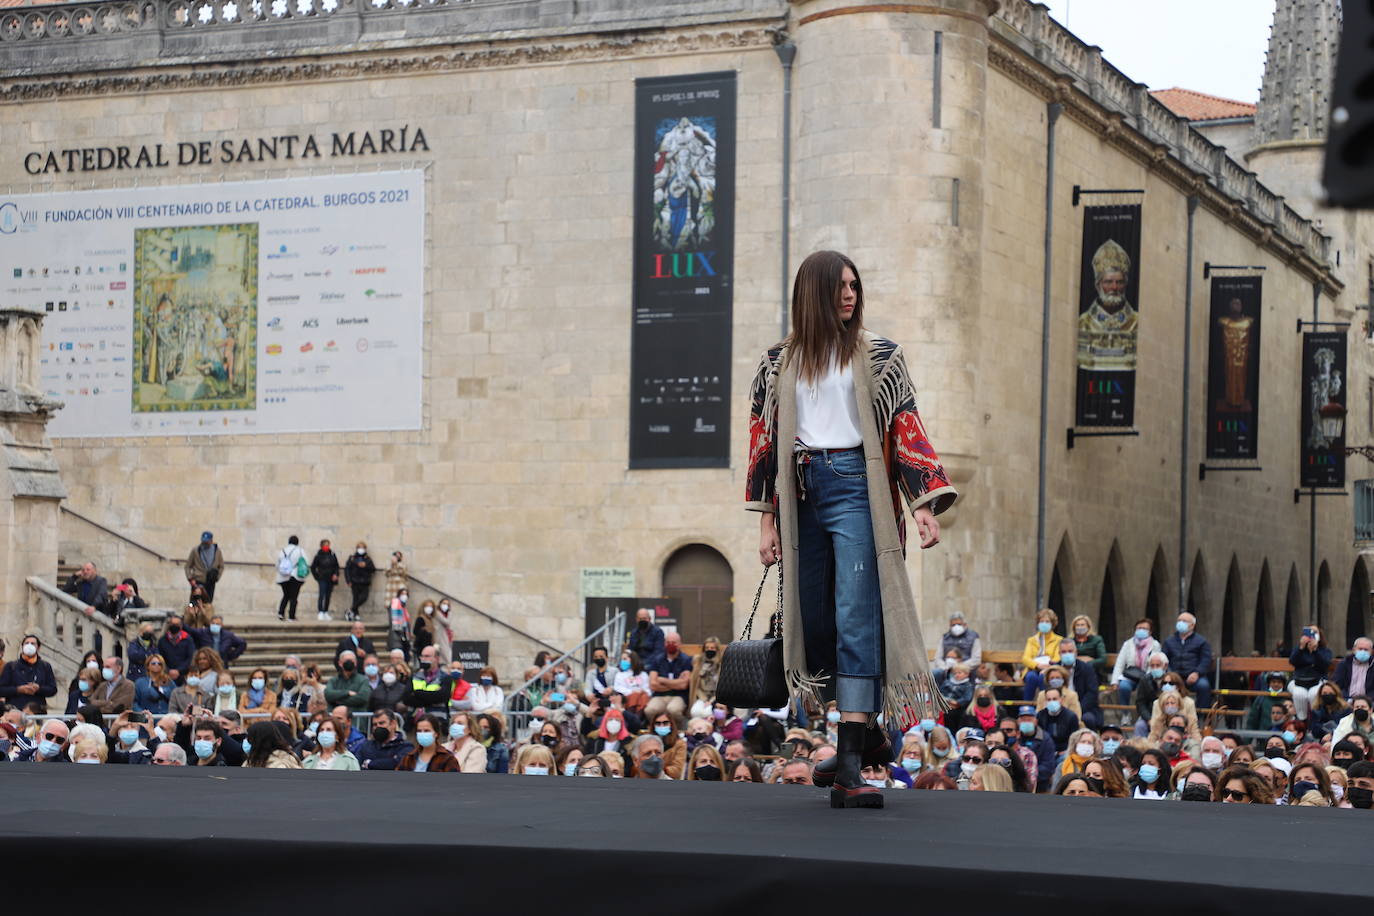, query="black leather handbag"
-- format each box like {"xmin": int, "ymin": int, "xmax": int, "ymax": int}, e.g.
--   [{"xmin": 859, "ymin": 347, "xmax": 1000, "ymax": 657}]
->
[{"xmin": 716, "ymin": 560, "xmax": 788, "ymax": 710}]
